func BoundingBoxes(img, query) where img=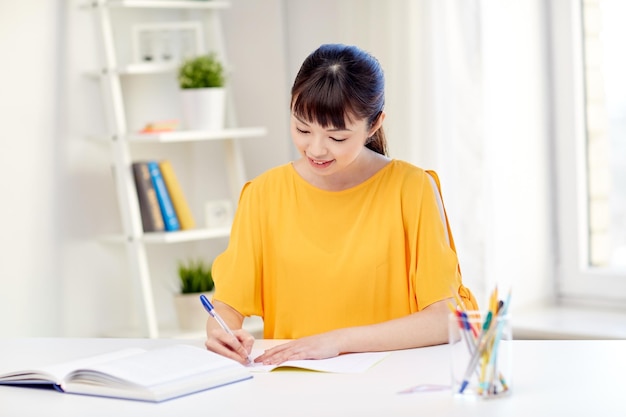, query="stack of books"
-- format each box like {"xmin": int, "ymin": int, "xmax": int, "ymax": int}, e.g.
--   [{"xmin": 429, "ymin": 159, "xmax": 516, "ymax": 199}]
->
[{"xmin": 132, "ymin": 160, "xmax": 196, "ymax": 233}]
